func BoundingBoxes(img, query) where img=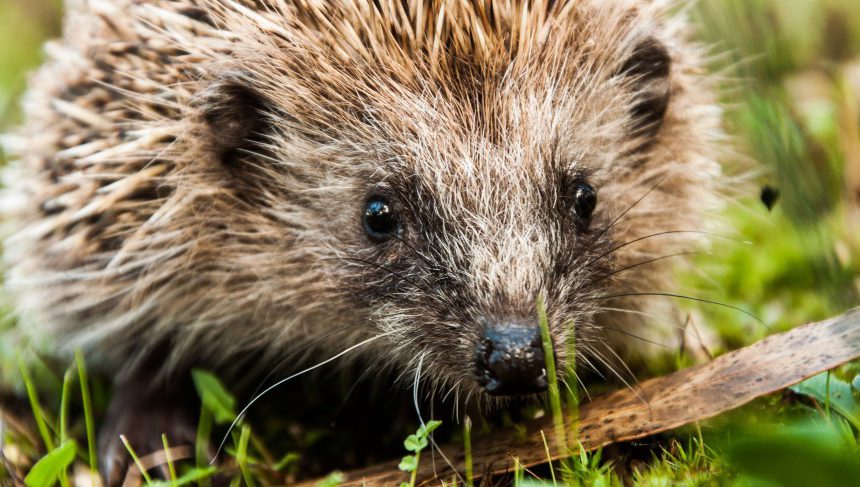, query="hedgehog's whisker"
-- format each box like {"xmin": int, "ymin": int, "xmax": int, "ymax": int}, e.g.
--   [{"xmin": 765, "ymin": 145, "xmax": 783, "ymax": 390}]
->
[
  {"xmin": 579, "ymin": 174, "xmax": 671, "ymax": 255},
  {"xmin": 389, "ymin": 232, "xmax": 438, "ymax": 270},
  {"xmin": 249, "ymin": 322, "xmax": 366, "ymax": 400},
  {"xmin": 575, "ymin": 348, "xmax": 608, "ymax": 382},
  {"xmin": 440, "ymin": 380, "xmax": 459, "ymax": 405},
  {"xmin": 581, "ymin": 230, "xmax": 737, "ymax": 271},
  {"xmin": 411, "ymin": 352, "xmax": 466, "ymax": 485},
  {"xmin": 334, "ymin": 256, "xmax": 435, "ymax": 295},
  {"xmin": 559, "ymin": 375, "xmax": 591, "ymax": 403},
  {"xmin": 602, "ymin": 343, "xmax": 649, "ymax": 401},
  {"xmin": 585, "ymin": 343, "xmax": 647, "ymax": 406},
  {"xmin": 593, "ymin": 291, "xmax": 767, "ymax": 329},
  {"xmin": 214, "ymin": 331, "xmax": 394, "ymax": 461},
  {"xmin": 412, "ymin": 352, "xmax": 426, "ymax": 424},
  {"xmin": 583, "ymin": 250, "xmax": 702, "ymax": 289},
  {"xmin": 595, "ymin": 305, "xmax": 691, "ymax": 332},
  {"xmin": 601, "ymin": 325, "xmax": 670, "ymax": 348}
]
